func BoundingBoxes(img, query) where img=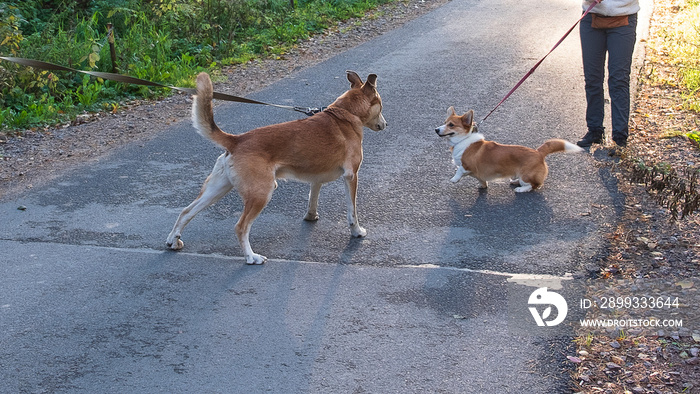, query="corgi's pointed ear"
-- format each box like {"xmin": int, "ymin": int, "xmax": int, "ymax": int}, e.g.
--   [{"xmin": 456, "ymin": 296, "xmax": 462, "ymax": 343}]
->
[
  {"xmin": 346, "ymin": 71, "xmax": 363, "ymax": 88},
  {"xmin": 447, "ymin": 106, "xmax": 456, "ymax": 117},
  {"xmin": 462, "ymin": 109, "xmax": 474, "ymax": 129}
]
